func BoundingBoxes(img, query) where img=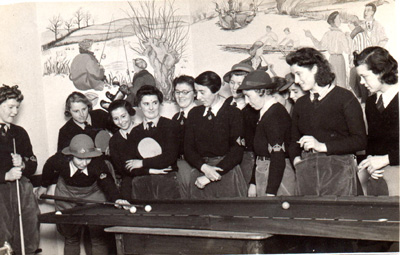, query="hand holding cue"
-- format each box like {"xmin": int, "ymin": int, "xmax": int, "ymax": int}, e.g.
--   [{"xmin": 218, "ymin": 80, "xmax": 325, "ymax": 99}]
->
[{"xmin": 13, "ymin": 138, "xmax": 25, "ymax": 255}]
